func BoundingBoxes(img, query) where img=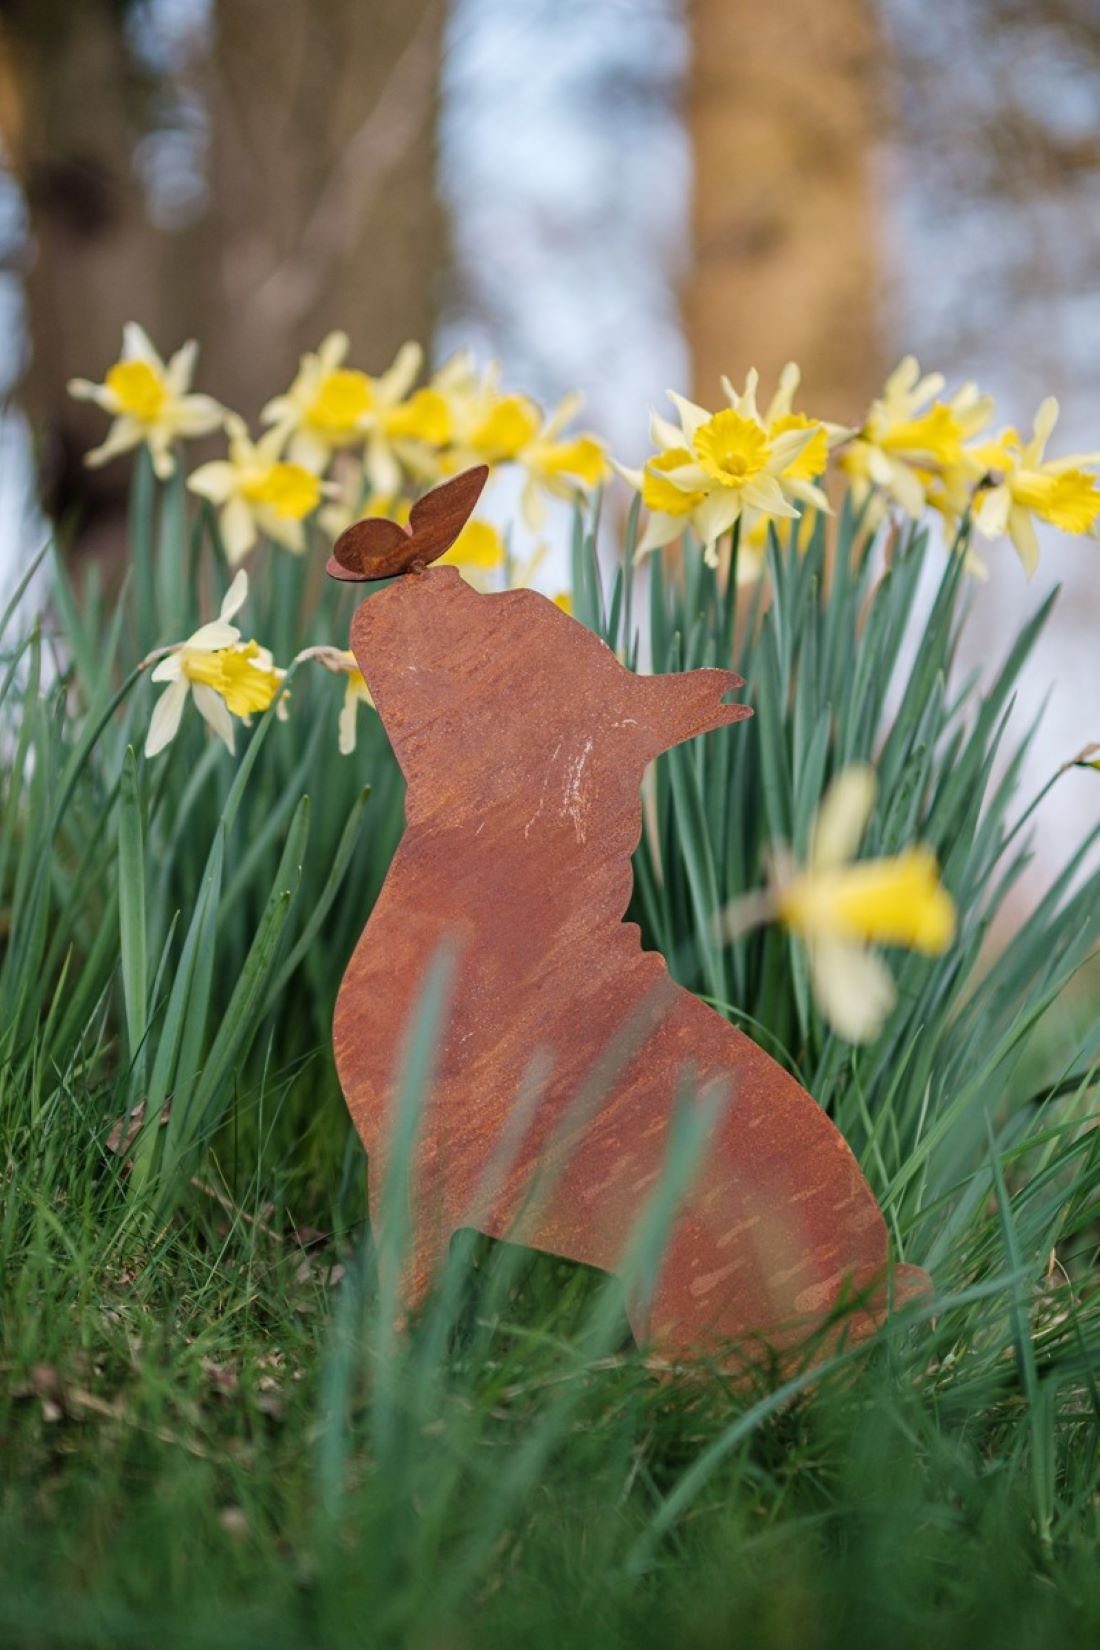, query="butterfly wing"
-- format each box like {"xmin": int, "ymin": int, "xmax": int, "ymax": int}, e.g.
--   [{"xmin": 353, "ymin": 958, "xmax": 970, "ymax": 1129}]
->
[
  {"xmin": 327, "ymin": 516, "xmax": 413, "ymax": 582},
  {"xmin": 406, "ymin": 465, "xmax": 490, "ymax": 564}
]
